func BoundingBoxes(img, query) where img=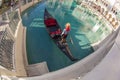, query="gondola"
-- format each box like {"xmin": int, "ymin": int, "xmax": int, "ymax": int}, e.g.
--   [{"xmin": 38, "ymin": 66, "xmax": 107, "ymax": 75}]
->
[{"xmin": 44, "ymin": 8, "xmax": 78, "ymax": 61}]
